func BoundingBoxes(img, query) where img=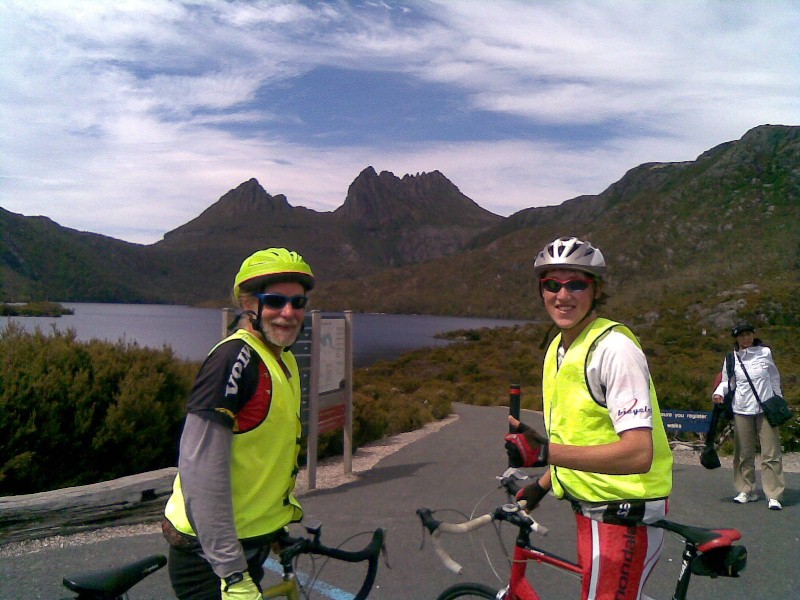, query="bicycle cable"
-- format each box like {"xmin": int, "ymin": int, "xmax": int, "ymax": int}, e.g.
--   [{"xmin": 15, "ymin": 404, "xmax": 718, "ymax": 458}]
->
[{"xmin": 469, "ymin": 484, "xmax": 515, "ymax": 586}]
